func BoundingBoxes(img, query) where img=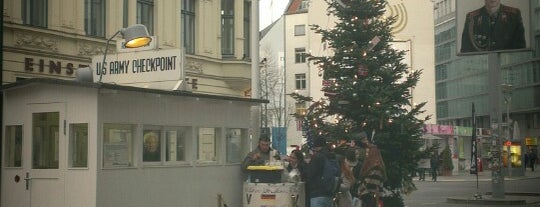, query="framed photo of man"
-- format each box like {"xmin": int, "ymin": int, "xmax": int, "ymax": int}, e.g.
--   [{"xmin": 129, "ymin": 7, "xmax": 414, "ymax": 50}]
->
[{"xmin": 456, "ymin": 0, "xmax": 531, "ymax": 55}]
